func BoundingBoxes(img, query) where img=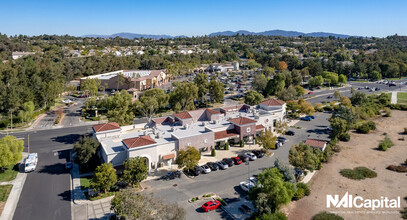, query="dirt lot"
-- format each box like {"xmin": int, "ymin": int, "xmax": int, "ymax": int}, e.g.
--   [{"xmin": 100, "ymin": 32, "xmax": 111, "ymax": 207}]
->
[{"xmin": 285, "ymin": 110, "xmax": 407, "ymax": 220}]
